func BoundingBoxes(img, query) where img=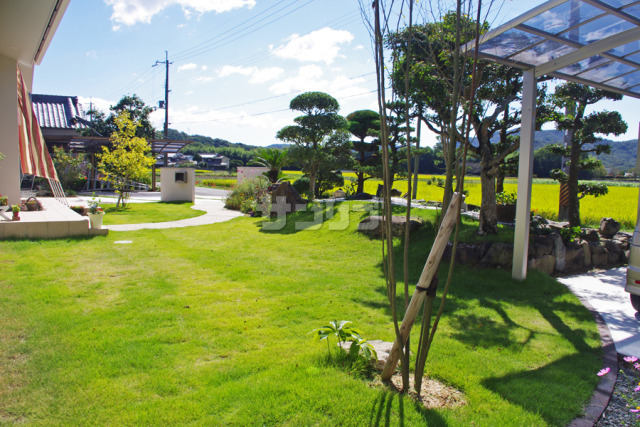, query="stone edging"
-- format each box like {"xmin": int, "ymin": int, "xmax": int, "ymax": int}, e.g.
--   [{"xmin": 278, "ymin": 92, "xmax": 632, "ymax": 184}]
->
[{"xmin": 568, "ymin": 293, "xmax": 618, "ymax": 426}]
